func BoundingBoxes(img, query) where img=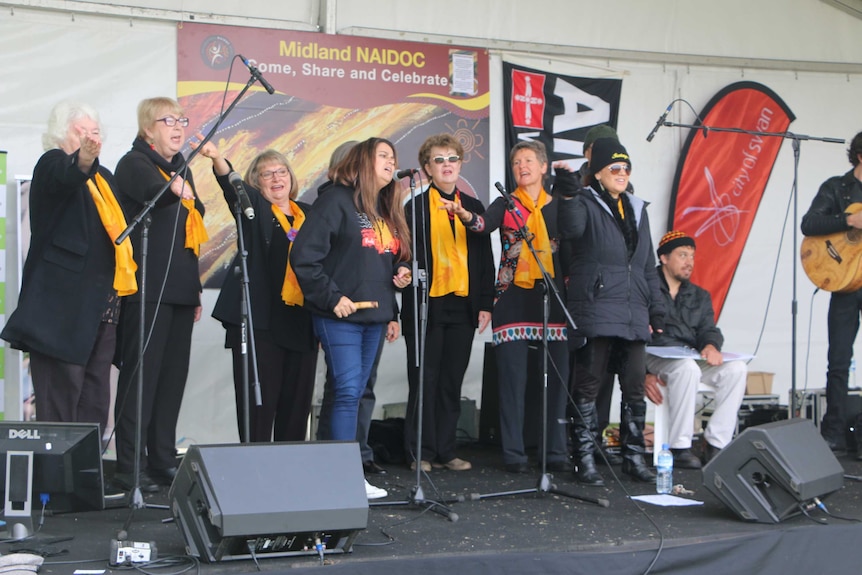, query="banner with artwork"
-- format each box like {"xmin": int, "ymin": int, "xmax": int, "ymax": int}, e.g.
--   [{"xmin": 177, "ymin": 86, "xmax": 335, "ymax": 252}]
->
[
  {"xmin": 502, "ymin": 61, "xmax": 621, "ymax": 191},
  {"xmin": 178, "ymin": 23, "xmax": 490, "ymax": 287},
  {"xmin": 668, "ymin": 81, "xmax": 795, "ymax": 319}
]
